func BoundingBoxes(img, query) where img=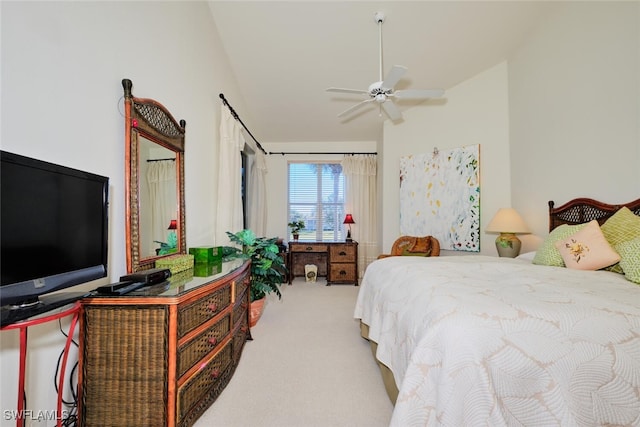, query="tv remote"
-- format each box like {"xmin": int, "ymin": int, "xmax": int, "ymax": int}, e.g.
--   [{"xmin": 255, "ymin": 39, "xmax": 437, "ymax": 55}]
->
[
  {"xmin": 109, "ymin": 282, "xmax": 146, "ymax": 295},
  {"xmin": 95, "ymin": 281, "xmax": 134, "ymax": 294},
  {"xmin": 95, "ymin": 281, "xmax": 146, "ymax": 295}
]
